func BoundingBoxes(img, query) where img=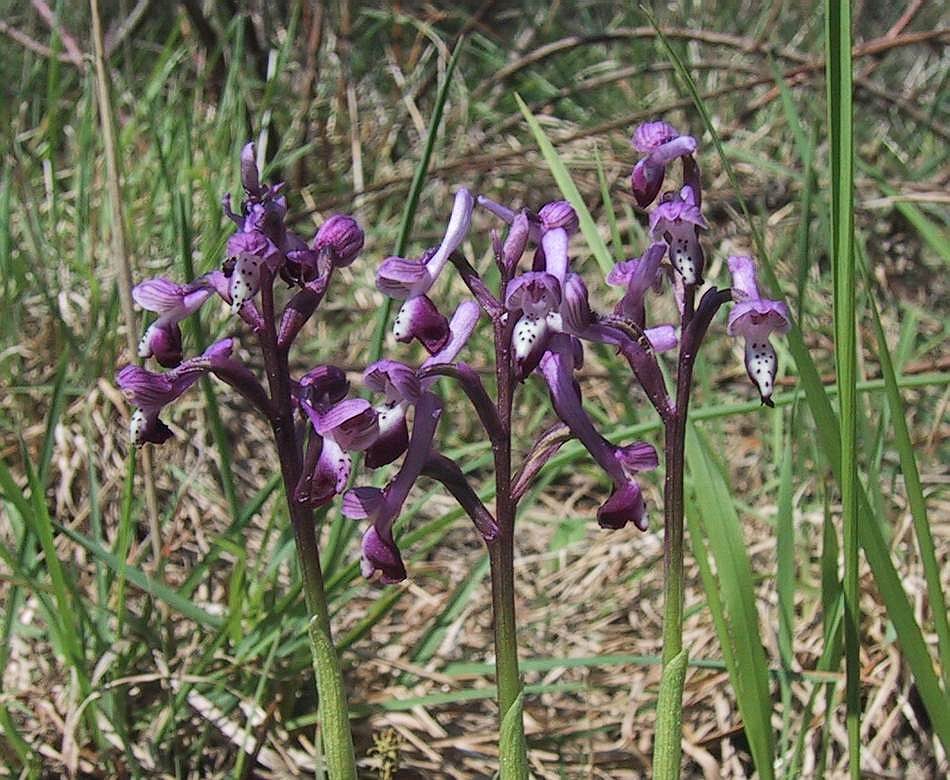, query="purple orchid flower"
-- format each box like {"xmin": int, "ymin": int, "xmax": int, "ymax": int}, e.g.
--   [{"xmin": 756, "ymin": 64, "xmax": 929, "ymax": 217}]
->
[
  {"xmin": 376, "ymin": 189, "xmax": 474, "ymax": 353},
  {"xmin": 363, "ymin": 301, "xmax": 480, "ymax": 467},
  {"xmin": 539, "ymin": 334, "xmax": 658, "ymax": 530},
  {"xmin": 606, "ymin": 243, "xmax": 666, "ymax": 328},
  {"xmin": 726, "ymin": 255, "xmax": 790, "ymax": 406},
  {"xmin": 116, "ymin": 339, "xmax": 235, "ymax": 445},
  {"xmin": 133, "ymin": 276, "xmax": 216, "ymax": 367},
  {"xmin": 294, "ymin": 398, "xmax": 379, "ymax": 508},
  {"xmin": 342, "ymin": 392, "xmax": 443, "ymax": 582},
  {"xmin": 630, "ymin": 121, "xmax": 698, "ymax": 209},
  {"xmin": 650, "ymin": 185, "xmax": 708, "ymax": 287}
]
